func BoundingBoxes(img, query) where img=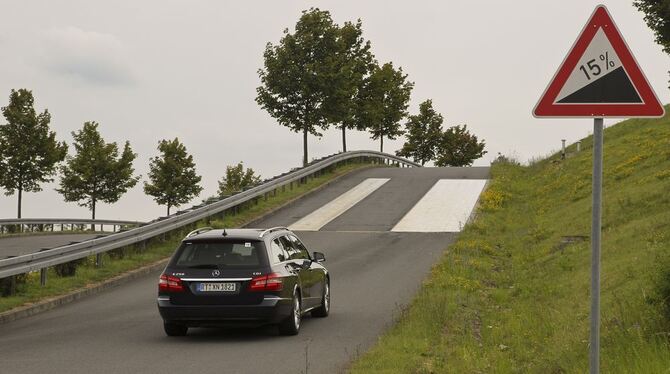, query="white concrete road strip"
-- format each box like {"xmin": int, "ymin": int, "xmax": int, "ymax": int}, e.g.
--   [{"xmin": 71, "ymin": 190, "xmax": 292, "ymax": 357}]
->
[
  {"xmin": 289, "ymin": 178, "xmax": 390, "ymax": 231},
  {"xmin": 392, "ymin": 179, "xmax": 488, "ymax": 232}
]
